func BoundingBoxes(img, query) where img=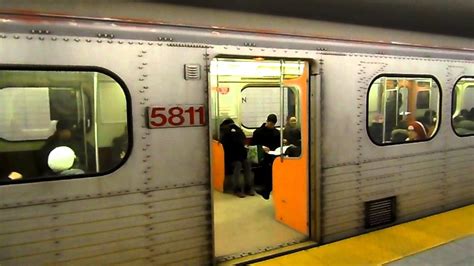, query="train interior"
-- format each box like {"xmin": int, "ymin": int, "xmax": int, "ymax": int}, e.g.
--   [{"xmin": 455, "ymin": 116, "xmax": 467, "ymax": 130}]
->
[
  {"xmin": 368, "ymin": 77, "xmax": 442, "ymax": 144},
  {"xmin": 453, "ymin": 78, "xmax": 474, "ymax": 135},
  {"xmin": 209, "ymin": 57, "xmax": 310, "ymax": 258},
  {"xmin": 0, "ymin": 70, "xmax": 128, "ymax": 182}
]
